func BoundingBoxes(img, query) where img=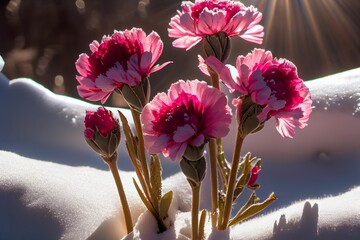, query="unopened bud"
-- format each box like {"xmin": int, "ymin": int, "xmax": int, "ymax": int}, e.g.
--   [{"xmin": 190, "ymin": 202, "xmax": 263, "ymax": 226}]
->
[
  {"xmin": 236, "ymin": 96, "xmax": 264, "ymax": 138},
  {"xmin": 84, "ymin": 107, "xmax": 121, "ymax": 163},
  {"xmin": 203, "ymin": 32, "xmax": 231, "ymax": 63},
  {"xmin": 183, "ymin": 144, "xmax": 206, "ymax": 162},
  {"xmin": 180, "ymin": 156, "xmax": 206, "ymax": 187}
]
